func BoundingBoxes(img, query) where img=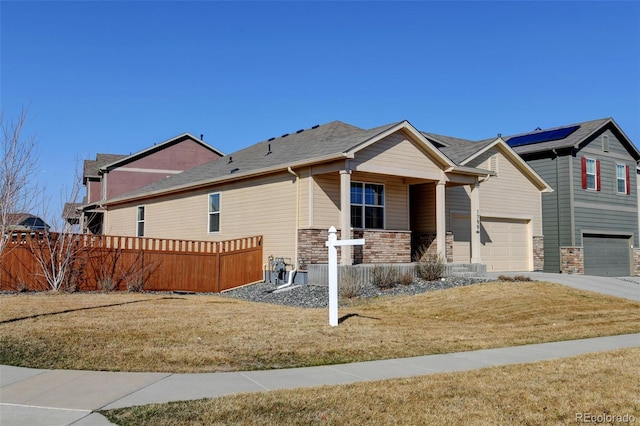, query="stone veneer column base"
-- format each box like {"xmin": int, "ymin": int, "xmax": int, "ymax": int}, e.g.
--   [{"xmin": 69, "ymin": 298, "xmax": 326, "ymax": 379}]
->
[
  {"xmin": 560, "ymin": 247, "xmax": 584, "ymax": 274},
  {"xmin": 533, "ymin": 236, "xmax": 544, "ymax": 271},
  {"xmin": 297, "ymin": 228, "xmax": 412, "ymax": 268},
  {"xmin": 413, "ymin": 231, "xmax": 453, "ymax": 263}
]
